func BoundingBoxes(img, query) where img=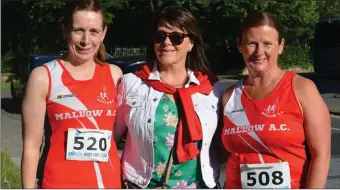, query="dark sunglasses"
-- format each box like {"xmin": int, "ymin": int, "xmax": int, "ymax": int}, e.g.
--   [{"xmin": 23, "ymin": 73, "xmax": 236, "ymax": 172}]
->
[{"xmin": 154, "ymin": 31, "xmax": 192, "ymax": 45}]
